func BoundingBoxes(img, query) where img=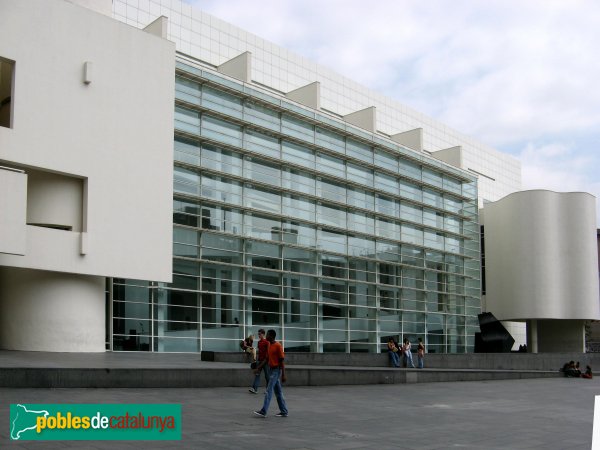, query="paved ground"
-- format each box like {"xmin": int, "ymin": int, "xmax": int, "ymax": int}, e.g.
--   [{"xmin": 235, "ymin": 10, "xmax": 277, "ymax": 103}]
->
[{"xmin": 1, "ymin": 377, "xmax": 598, "ymax": 449}]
